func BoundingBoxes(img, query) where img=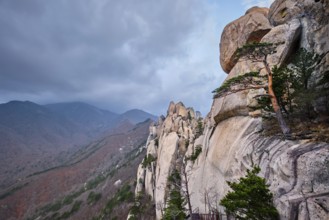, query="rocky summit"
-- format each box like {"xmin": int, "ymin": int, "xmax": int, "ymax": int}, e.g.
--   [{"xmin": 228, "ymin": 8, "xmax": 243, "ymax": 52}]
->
[{"xmin": 130, "ymin": 0, "xmax": 329, "ymax": 219}]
